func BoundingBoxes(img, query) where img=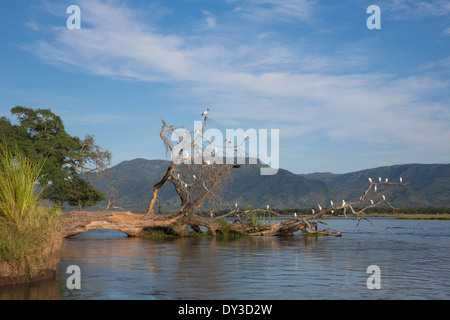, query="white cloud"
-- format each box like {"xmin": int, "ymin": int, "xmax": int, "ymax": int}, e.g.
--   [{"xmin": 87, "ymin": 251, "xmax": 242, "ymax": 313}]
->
[
  {"xmin": 27, "ymin": 0, "xmax": 450, "ymax": 157},
  {"xmin": 441, "ymin": 26, "xmax": 450, "ymax": 36}
]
